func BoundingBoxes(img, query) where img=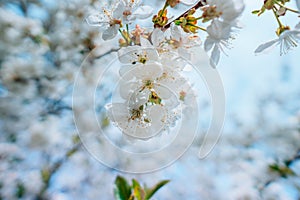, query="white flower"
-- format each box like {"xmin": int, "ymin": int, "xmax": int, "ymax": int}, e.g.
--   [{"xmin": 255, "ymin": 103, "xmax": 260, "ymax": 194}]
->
[
  {"xmin": 141, "ymin": 26, "xmax": 201, "ymax": 62},
  {"xmin": 106, "ymin": 92, "xmax": 167, "ymax": 140},
  {"xmin": 117, "ymin": 0, "xmax": 153, "ymax": 24},
  {"xmin": 255, "ymin": 30, "xmax": 300, "ymax": 55},
  {"xmin": 122, "ymin": 66, "xmax": 184, "ymax": 102},
  {"xmin": 202, "ymin": 0, "xmax": 244, "ymax": 67},
  {"xmin": 166, "ymin": 24, "xmax": 202, "ymax": 60},
  {"xmin": 118, "ymin": 45, "xmax": 159, "ymax": 66},
  {"xmin": 149, "ymin": 28, "xmax": 165, "ymax": 48},
  {"xmin": 204, "ymin": 20, "xmax": 233, "ymax": 67},
  {"xmin": 205, "ymin": 0, "xmax": 244, "ymax": 23},
  {"xmin": 86, "ymin": 4, "xmax": 122, "ymax": 40},
  {"xmin": 119, "ymin": 62, "xmax": 163, "ymax": 83}
]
